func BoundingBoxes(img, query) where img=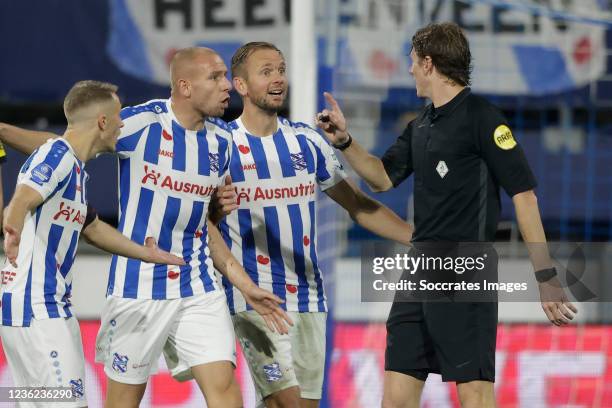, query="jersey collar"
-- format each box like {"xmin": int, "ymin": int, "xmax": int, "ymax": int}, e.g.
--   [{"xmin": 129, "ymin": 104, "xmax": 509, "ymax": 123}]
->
[
  {"xmin": 236, "ymin": 116, "xmax": 282, "ymax": 139},
  {"xmin": 58, "ymin": 137, "xmax": 83, "ymax": 168},
  {"xmin": 430, "ymin": 87, "xmax": 471, "ymax": 119}
]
